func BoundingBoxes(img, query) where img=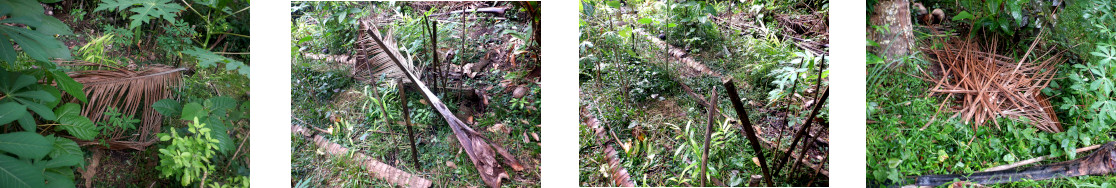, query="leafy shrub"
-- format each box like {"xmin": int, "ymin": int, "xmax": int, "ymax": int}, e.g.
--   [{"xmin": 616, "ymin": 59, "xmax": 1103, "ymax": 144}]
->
[
  {"xmin": 663, "ymin": 1, "xmax": 722, "ymax": 52},
  {"xmin": 767, "ymin": 52, "xmax": 826, "ymax": 102},
  {"xmin": 181, "ymin": 47, "xmax": 251, "ymax": 76},
  {"xmin": 96, "ymin": 107, "xmax": 140, "ymax": 147},
  {"xmin": 626, "ymin": 61, "xmax": 679, "ymax": 103},
  {"xmin": 95, "ymin": 0, "xmax": 186, "ymax": 29},
  {"xmin": 154, "ymin": 96, "xmax": 248, "ymax": 156},
  {"xmin": 156, "ymin": 117, "xmax": 220, "ymax": 186}
]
